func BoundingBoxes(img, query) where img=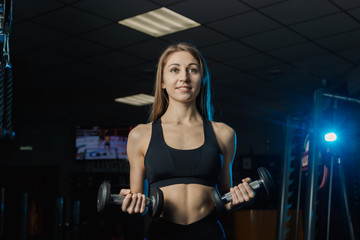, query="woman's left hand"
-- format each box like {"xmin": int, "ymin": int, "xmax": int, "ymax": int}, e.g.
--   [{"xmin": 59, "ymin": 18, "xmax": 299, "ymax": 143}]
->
[{"xmin": 228, "ymin": 177, "xmax": 255, "ymax": 210}]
